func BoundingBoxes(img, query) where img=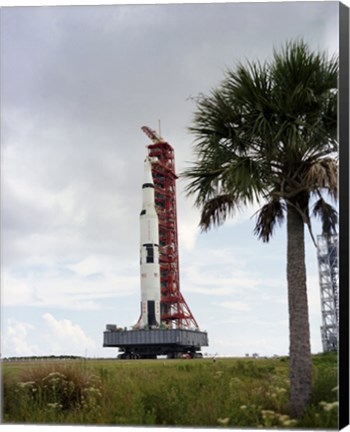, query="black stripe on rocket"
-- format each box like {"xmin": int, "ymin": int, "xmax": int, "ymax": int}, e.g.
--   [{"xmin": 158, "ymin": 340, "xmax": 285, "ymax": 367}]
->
[
  {"xmin": 142, "ymin": 243, "xmax": 159, "ymax": 264},
  {"xmin": 140, "ymin": 300, "xmax": 158, "ymax": 327},
  {"xmin": 147, "ymin": 301, "xmax": 157, "ymax": 326}
]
